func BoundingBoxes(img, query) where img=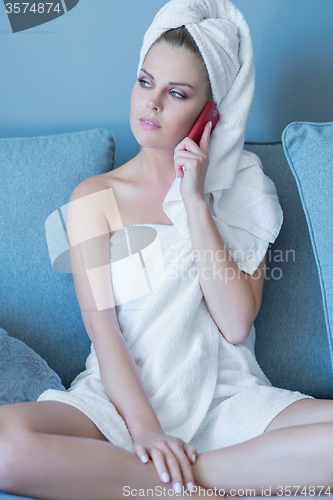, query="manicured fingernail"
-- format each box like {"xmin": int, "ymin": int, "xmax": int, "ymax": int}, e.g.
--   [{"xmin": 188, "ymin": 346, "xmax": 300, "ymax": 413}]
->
[
  {"xmin": 140, "ymin": 455, "xmax": 148, "ymax": 463},
  {"xmin": 161, "ymin": 472, "xmax": 170, "ymax": 483},
  {"xmin": 192, "ymin": 454, "xmax": 196, "ymax": 464},
  {"xmin": 209, "ymin": 121, "xmax": 212, "ymax": 129},
  {"xmin": 187, "ymin": 482, "xmax": 195, "ymax": 492},
  {"xmin": 174, "ymin": 482, "xmax": 182, "ymax": 494}
]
